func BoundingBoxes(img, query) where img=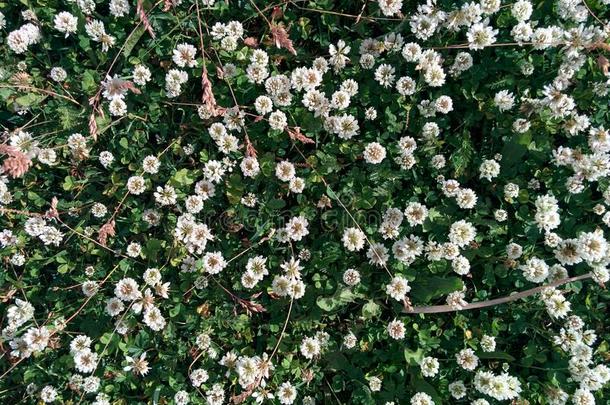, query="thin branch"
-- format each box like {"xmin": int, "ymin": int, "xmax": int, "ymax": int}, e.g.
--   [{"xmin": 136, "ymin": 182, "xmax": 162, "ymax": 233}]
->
[
  {"xmin": 269, "ymin": 297, "xmax": 293, "ymax": 361},
  {"xmin": 247, "ymin": 0, "xmax": 272, "ymax": 27},
  {"xmin": 0, "ymin": 84, "xmax": 81, "ymax": 106},
  {"xmin": 582, "ymin": 0, "xmax": 605, "ymax": 26},
  {"xmin": 404, "ymin": 273, "xmax": 595, "ymax": 314},
  {"xmin": 288, "ymin": 1, "xmax": 400, "ymax": 21}
]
